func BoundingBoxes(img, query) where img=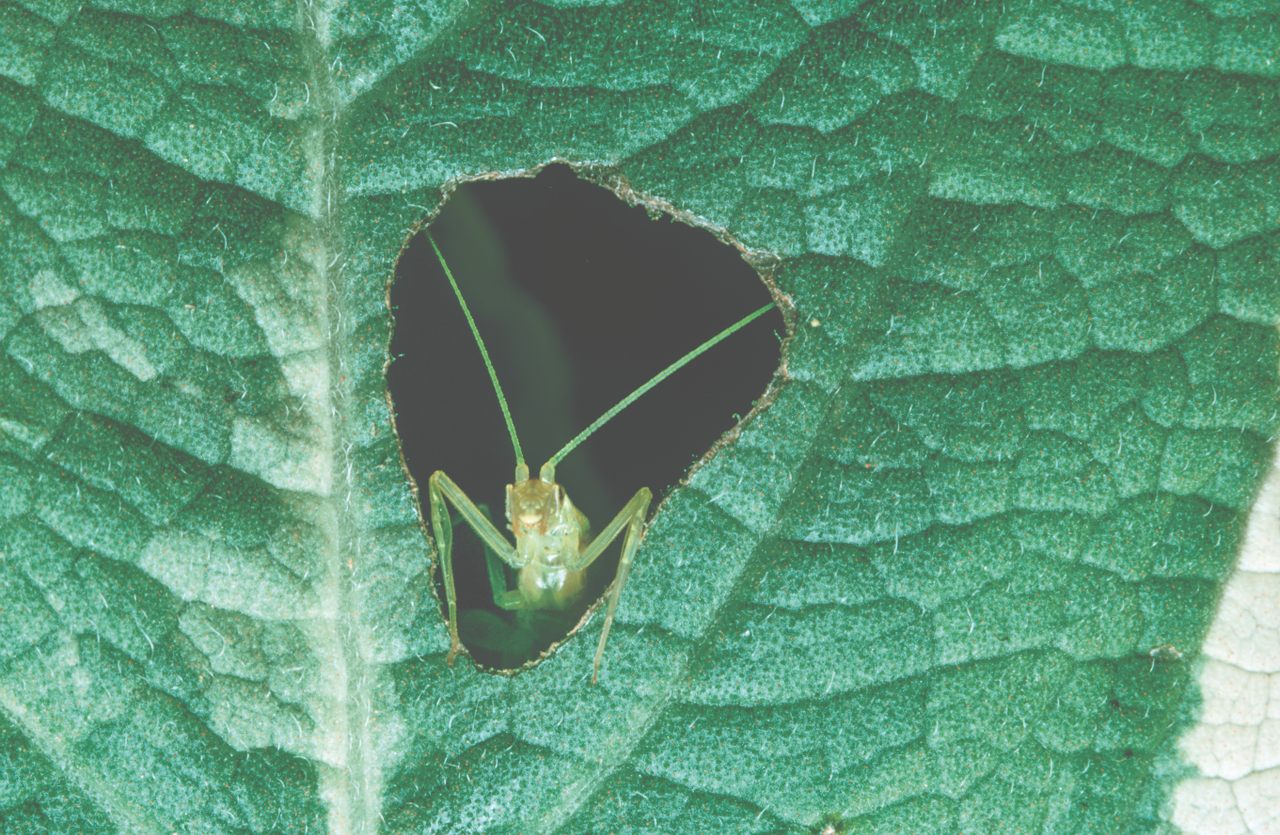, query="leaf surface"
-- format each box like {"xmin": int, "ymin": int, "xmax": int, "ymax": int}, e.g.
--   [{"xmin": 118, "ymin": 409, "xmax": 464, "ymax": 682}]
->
[{"xmin": 0, "ymin": 1, "xmax": 1277, "ymax": 832}]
